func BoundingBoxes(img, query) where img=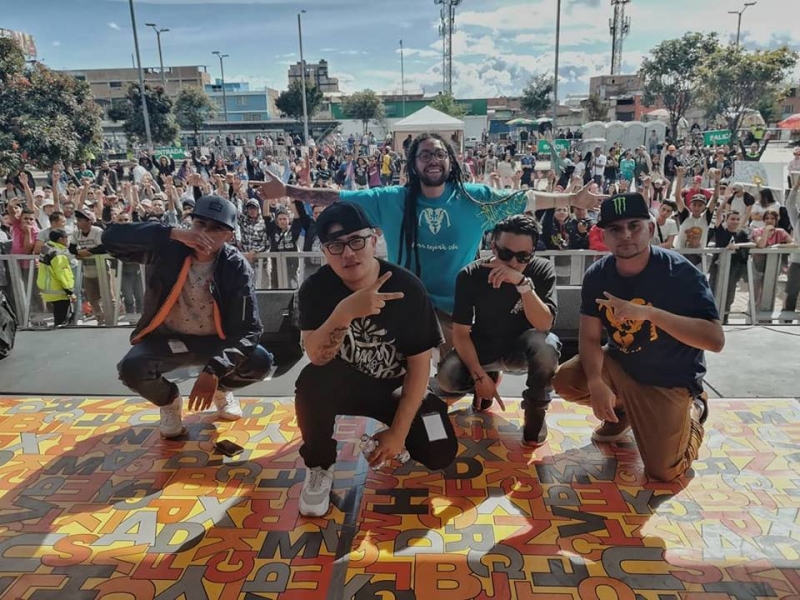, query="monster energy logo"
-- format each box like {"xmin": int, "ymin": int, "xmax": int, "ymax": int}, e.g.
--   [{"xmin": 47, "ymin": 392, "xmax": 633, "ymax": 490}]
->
[{"xmin": 613, "ymin": 196, "xmax": 626, "ymax": 215}]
